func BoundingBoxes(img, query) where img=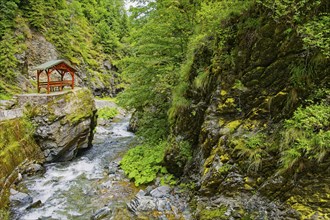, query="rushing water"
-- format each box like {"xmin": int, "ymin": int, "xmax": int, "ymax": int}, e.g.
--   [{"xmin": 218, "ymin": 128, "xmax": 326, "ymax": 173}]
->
[{"xmin": 15, "ymin": 116, "xmax": 138, "ymax": 220}]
